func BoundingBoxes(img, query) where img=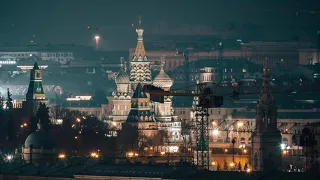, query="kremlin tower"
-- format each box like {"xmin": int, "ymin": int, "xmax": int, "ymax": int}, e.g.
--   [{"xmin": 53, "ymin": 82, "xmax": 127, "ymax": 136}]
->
[{"xmin": 24, "ymin": 62, "xmax": 48, "ymax": 116}]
